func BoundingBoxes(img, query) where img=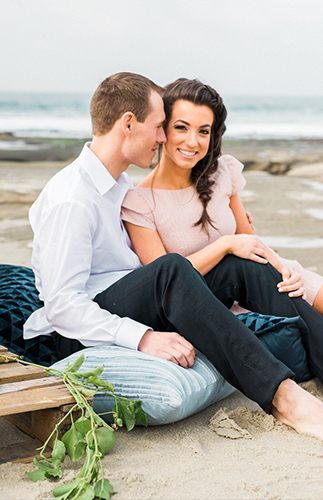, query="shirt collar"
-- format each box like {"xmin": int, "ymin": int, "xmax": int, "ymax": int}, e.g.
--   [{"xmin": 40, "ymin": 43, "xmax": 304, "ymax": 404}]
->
[{"xmin": 79, "ymin": 142, "xmax": 119, "ymax": 196}]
